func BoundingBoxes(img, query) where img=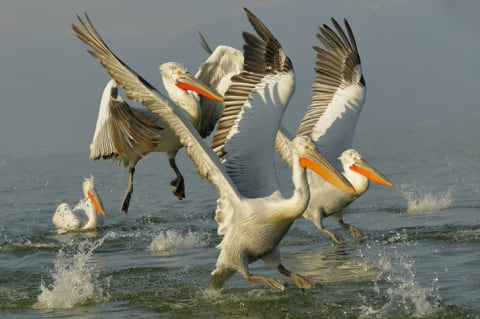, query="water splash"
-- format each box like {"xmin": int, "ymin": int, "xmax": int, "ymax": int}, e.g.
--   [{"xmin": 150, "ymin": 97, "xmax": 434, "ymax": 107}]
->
[
  {"xmin": 400, "ymin": 184, "xmax": 453, "ymax": 213},
  {"xmin": 149, "ymin": 229, "xmax": 207, "ymax": 252},
  {"xmin": 359, "ymin": 232, "xmax": 441, "ymax": 318},
  {"xmin": 34, "ymin": 233, "xmax": 112, "ymax": 309}
]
